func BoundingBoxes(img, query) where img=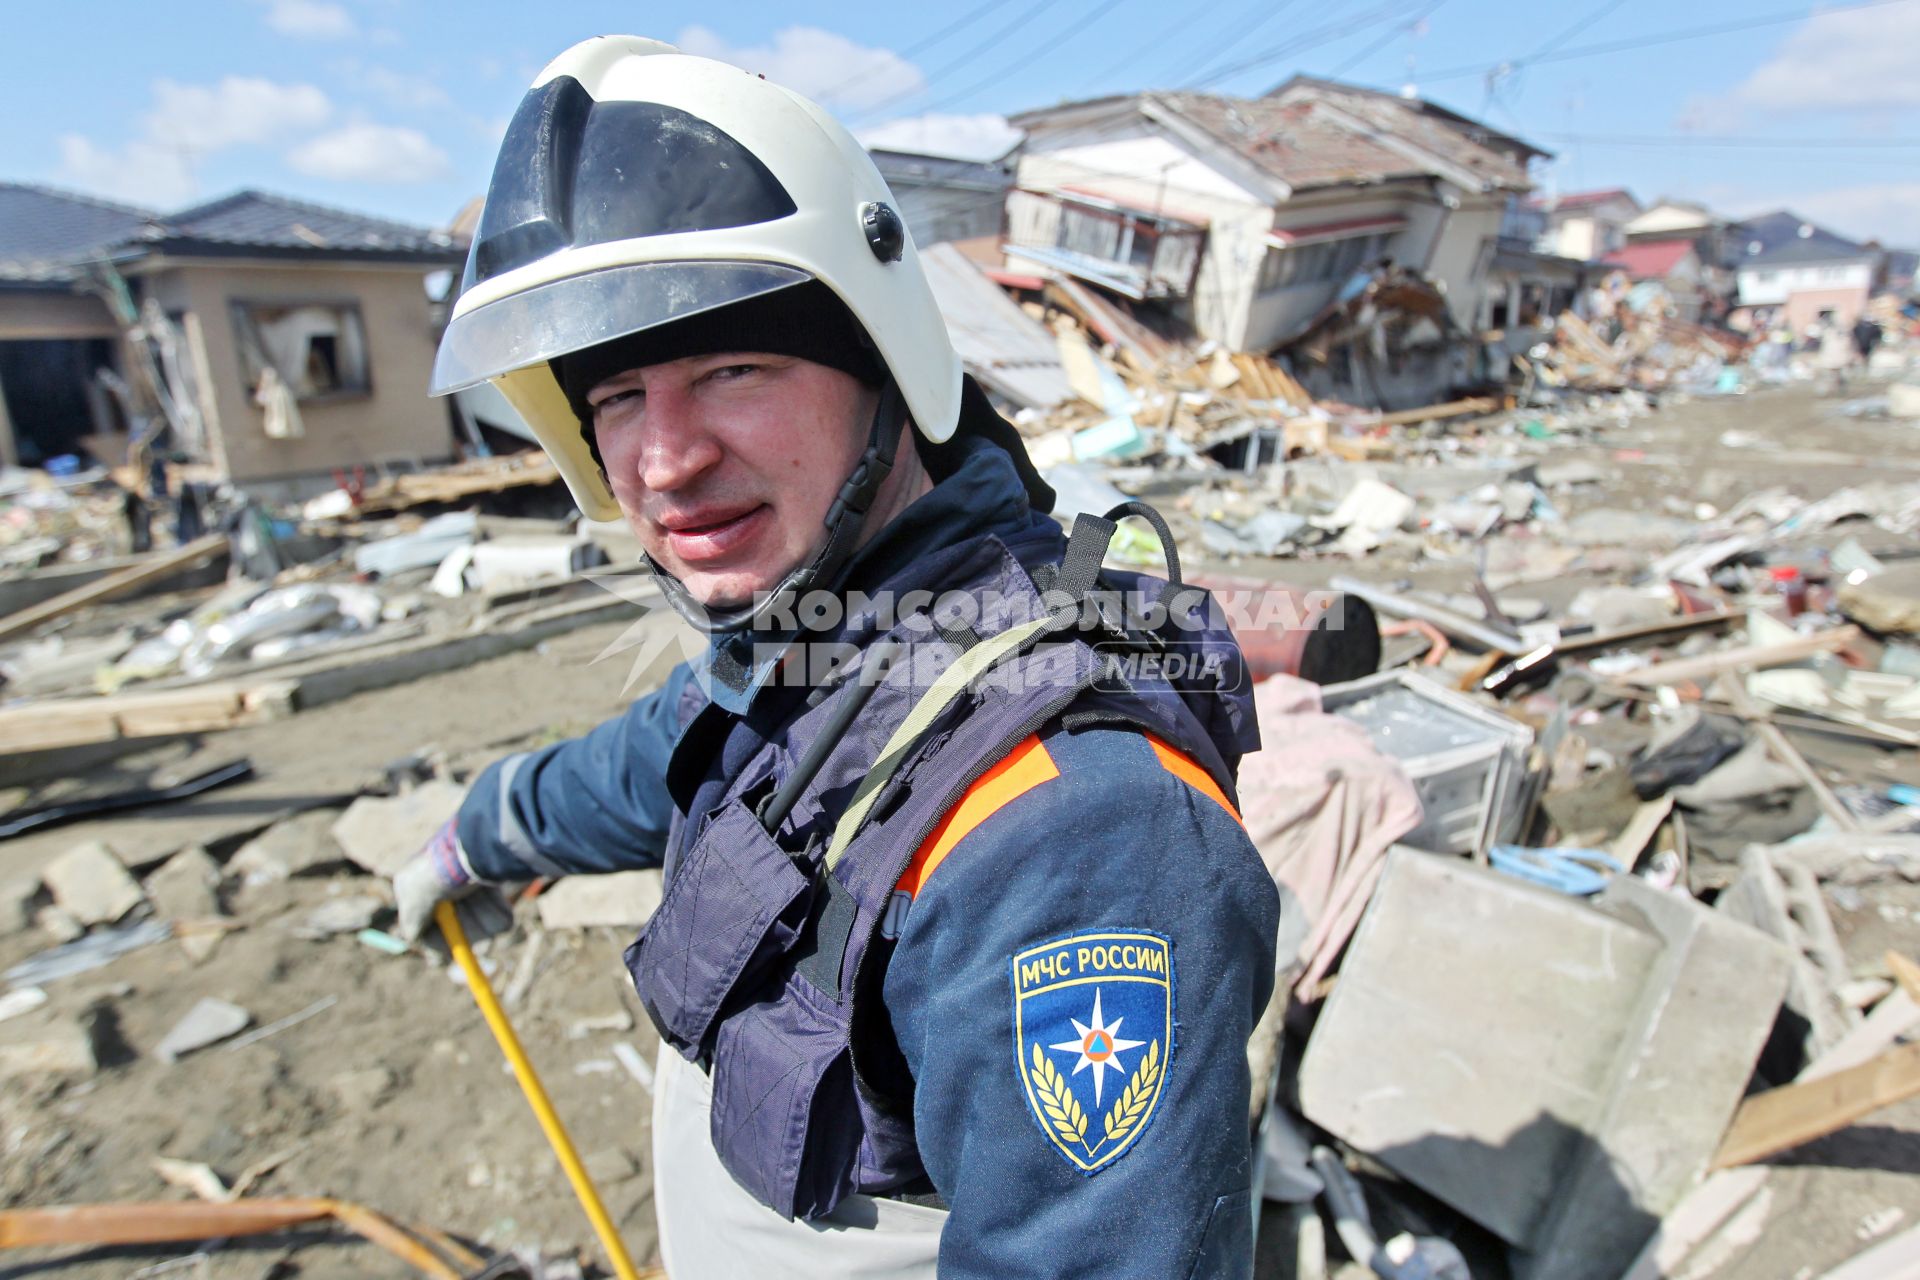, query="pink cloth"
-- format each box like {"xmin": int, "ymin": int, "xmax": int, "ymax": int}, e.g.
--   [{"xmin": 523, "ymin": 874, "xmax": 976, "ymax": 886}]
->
[{"xmin": 1239, "ymin": 675, "xmax": 1424, "ymax": 997}]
